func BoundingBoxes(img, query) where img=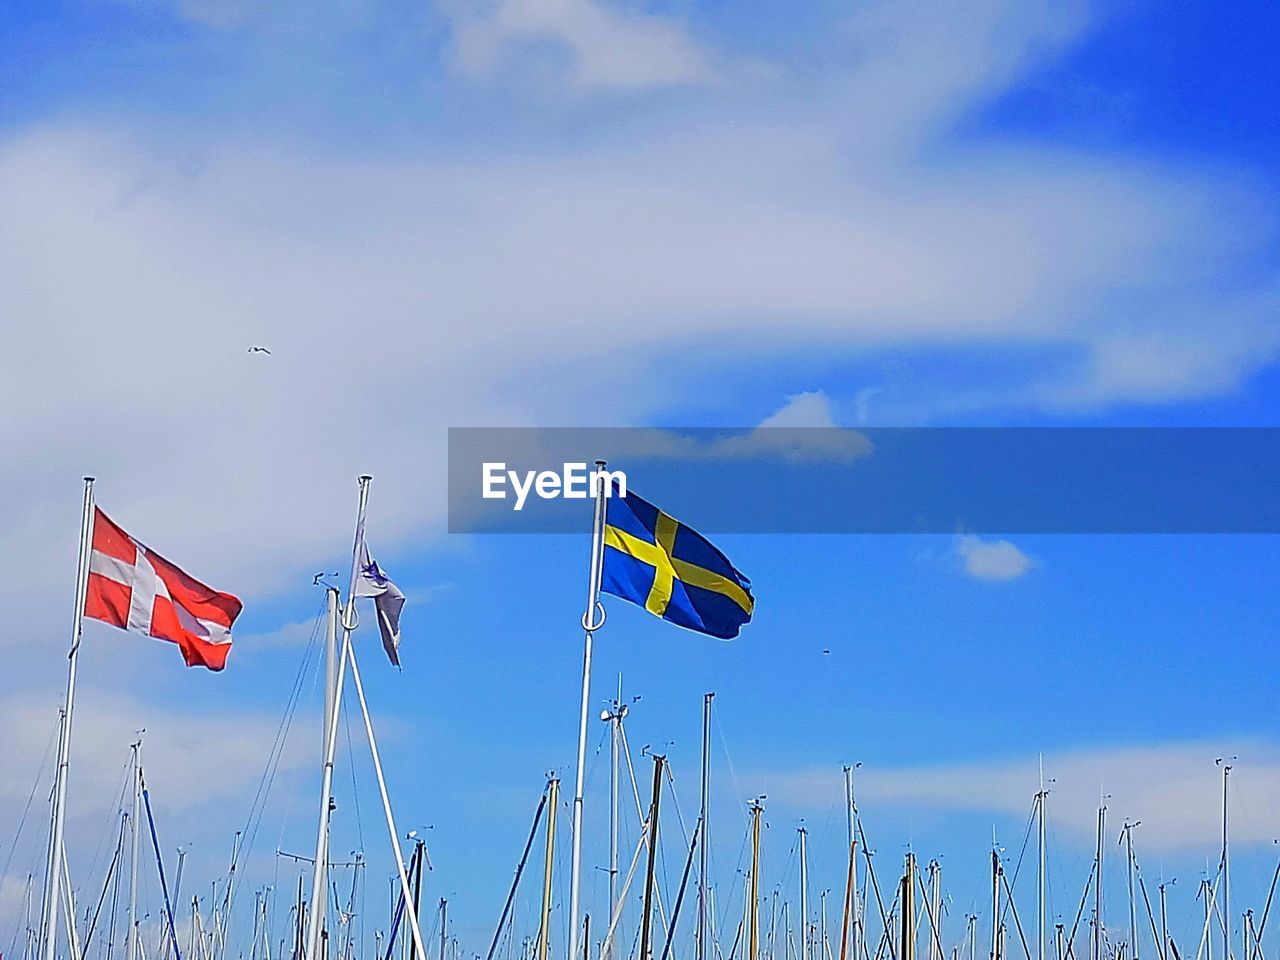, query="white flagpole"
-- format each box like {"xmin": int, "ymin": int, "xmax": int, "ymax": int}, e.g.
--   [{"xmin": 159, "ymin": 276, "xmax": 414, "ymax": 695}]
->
[
  {"xmin": 42, "ymin": 477, "xmax": 95, "ymax": 960},
  {"xmin": 324, "ymin": 475, "xmax": 429, "ymax": 960},
  {"xmin": 568, "ymin": 460, "xmax": 610, "ymax": 960},
  {"xmin": 345, "ymin": 633, "xmax": 429, "ymax": 960},
  {"xmin": 305, "ymin": 474, "xmax": 373, "ymax": 960}
]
